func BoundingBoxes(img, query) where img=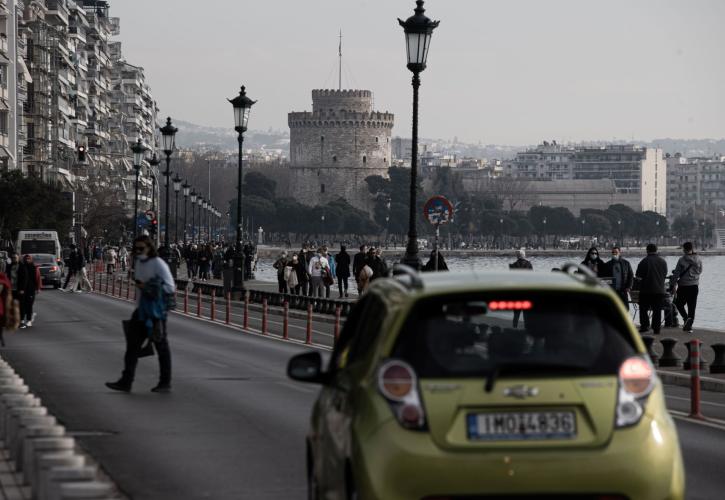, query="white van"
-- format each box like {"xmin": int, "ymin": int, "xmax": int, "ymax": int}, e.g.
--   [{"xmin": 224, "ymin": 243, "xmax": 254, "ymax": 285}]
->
[{"xmin": 15, "ymin": 230, "xmax": 62, "ymax": 262}]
